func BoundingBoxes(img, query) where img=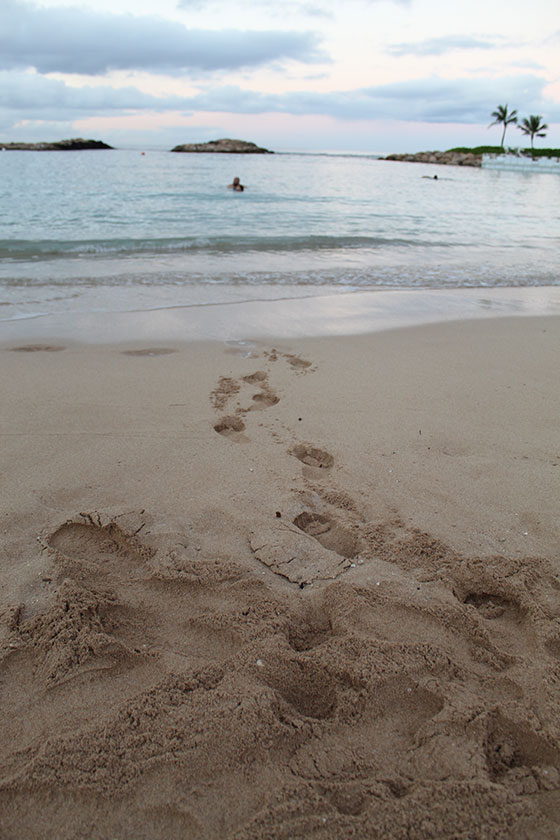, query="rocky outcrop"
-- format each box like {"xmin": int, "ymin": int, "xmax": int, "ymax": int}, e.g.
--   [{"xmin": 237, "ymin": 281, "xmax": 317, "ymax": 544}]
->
[
  {"xmin": 0, "ymin": 138, "xmax": 113, "ymax": 151},
  {"xmin": 381, "ymin": 150, "xmax": 481, "ymax": 167},
  {"xmin": 171, "ymin": 138, "xmax": 273, "ymax": 154}
]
